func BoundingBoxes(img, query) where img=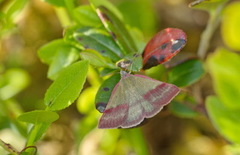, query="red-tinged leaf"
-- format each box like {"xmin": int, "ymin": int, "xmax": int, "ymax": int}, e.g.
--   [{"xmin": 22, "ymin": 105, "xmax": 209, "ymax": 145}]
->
[
  {"xmin": 98, "ymin": 71, "xmax": 180, "ymax": 129},
  {"xmin": 142, "ymin": 28, "xmax": 187, "ymax": 70}
]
